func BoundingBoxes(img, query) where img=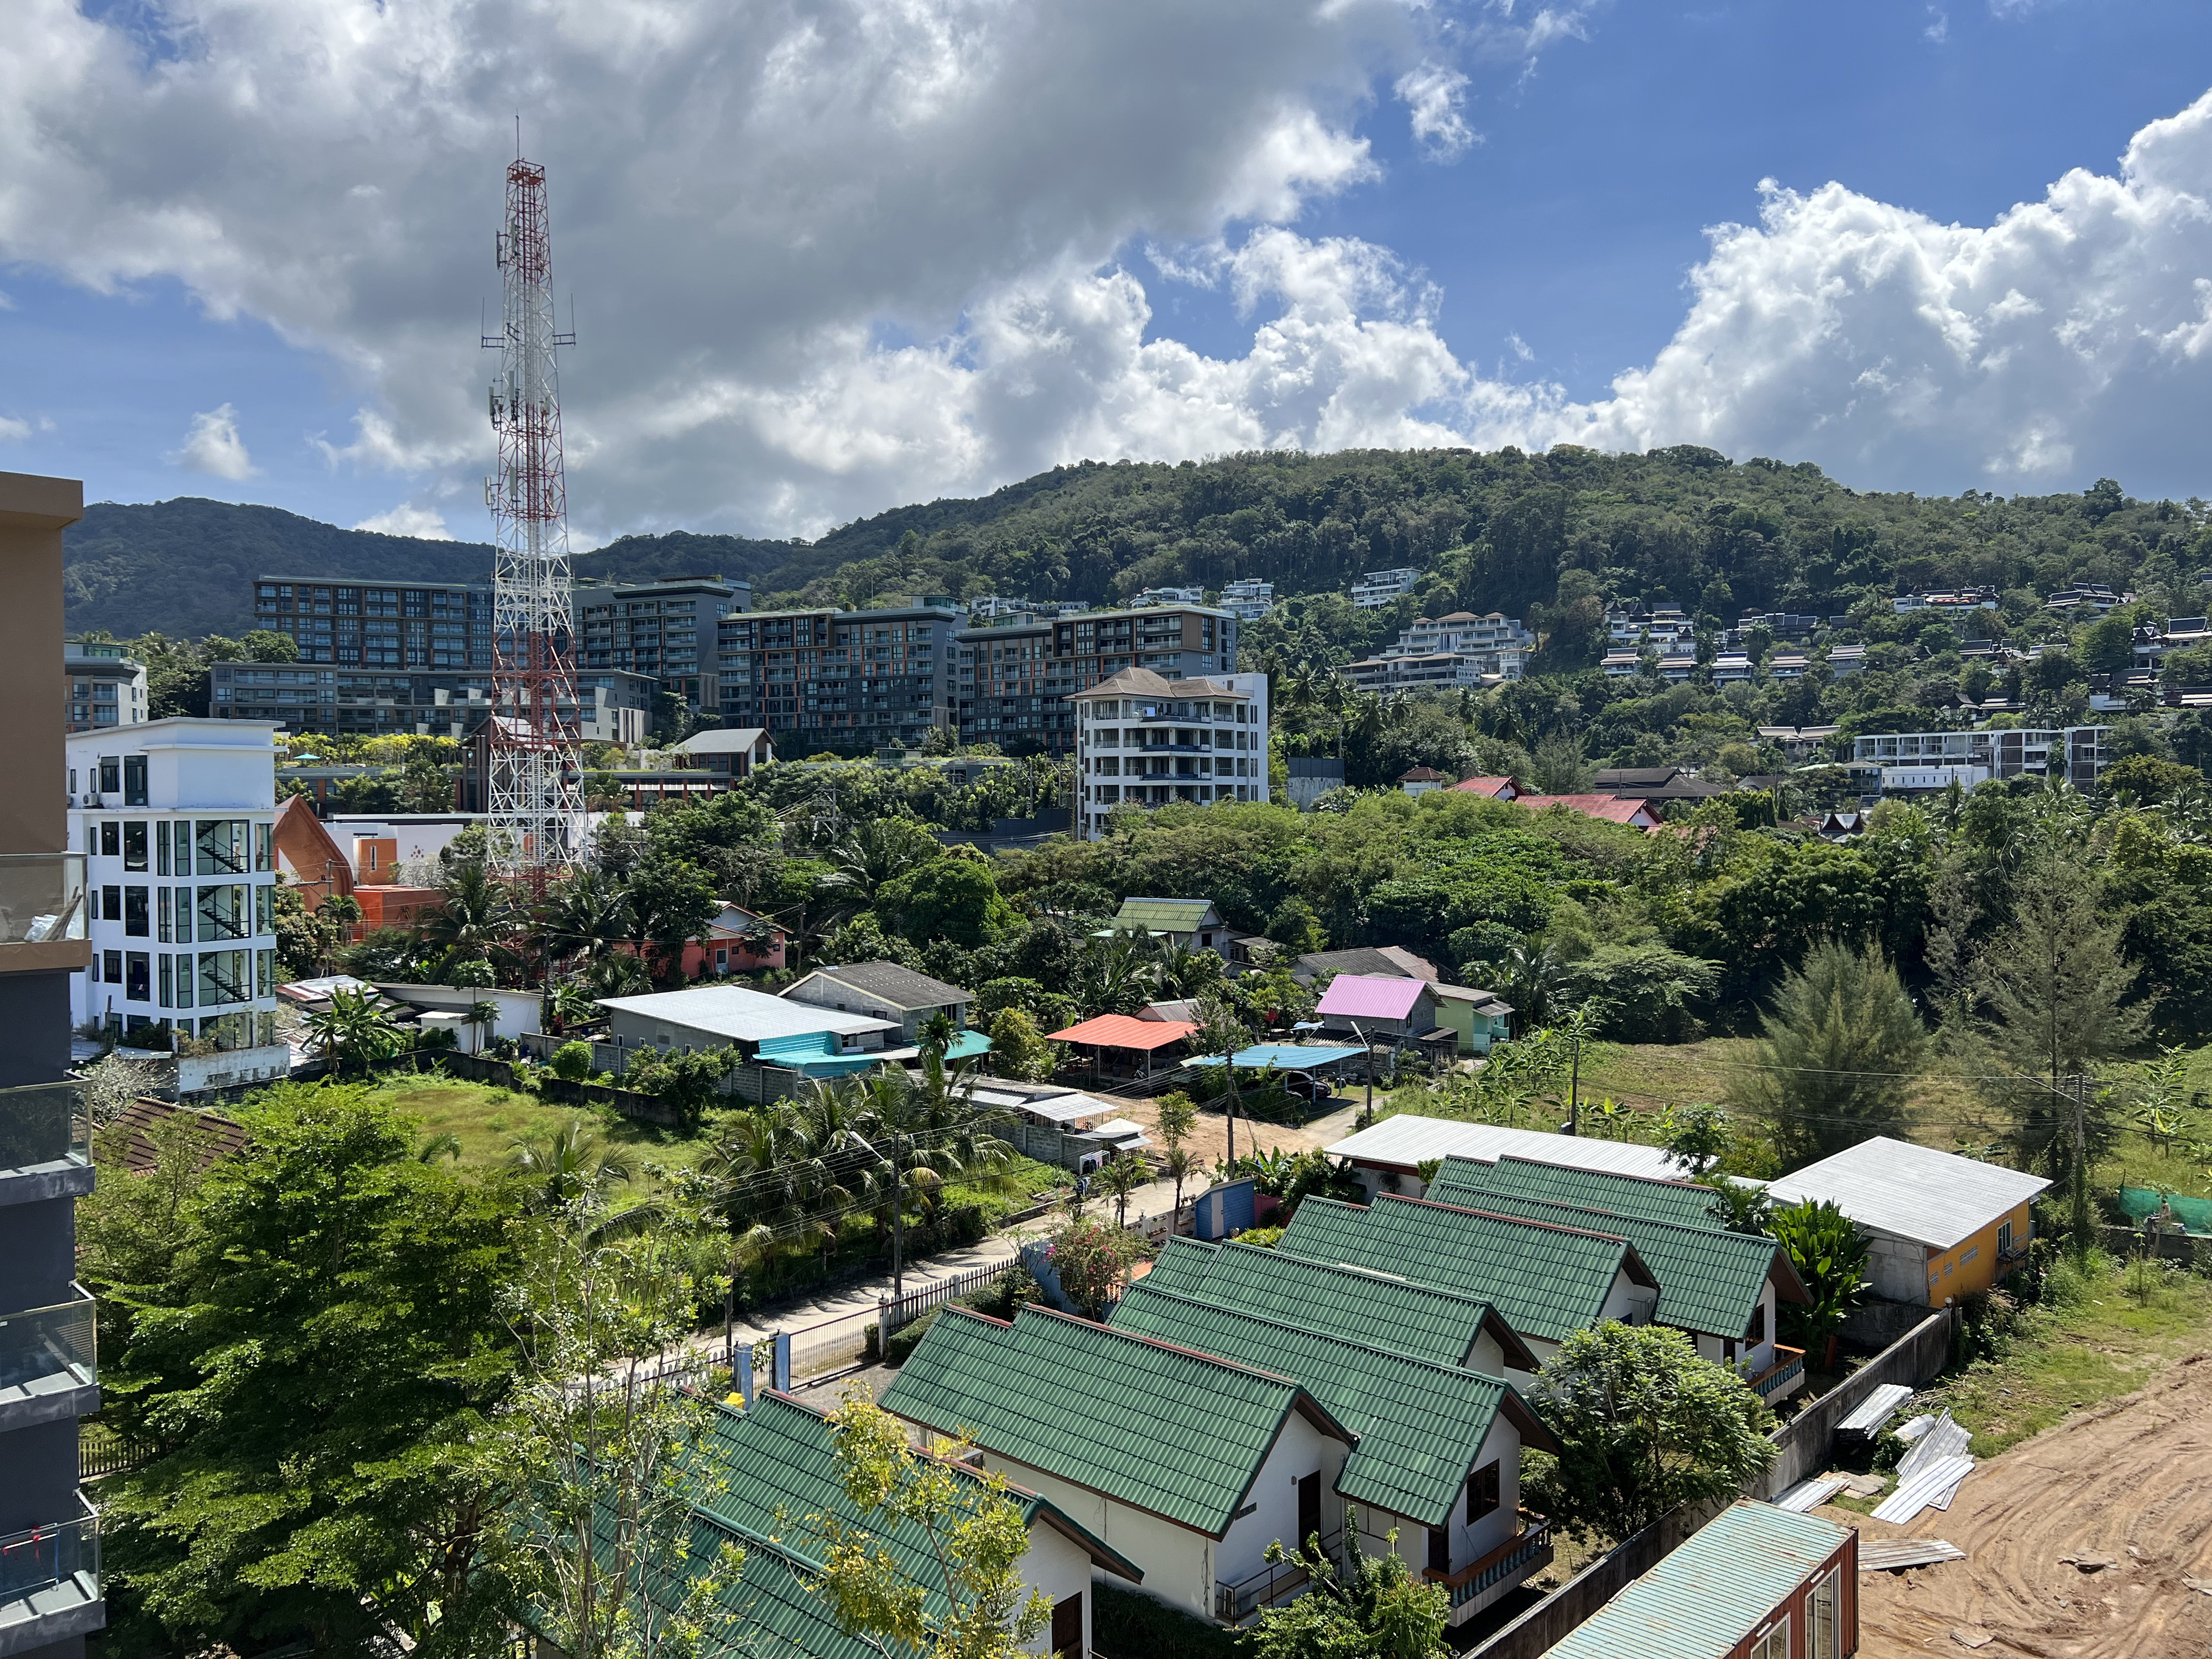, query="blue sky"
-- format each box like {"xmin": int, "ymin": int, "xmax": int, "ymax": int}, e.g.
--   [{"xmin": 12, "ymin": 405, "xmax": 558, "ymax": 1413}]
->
[{"xmin": 7, "ymin": 0, "xmax": 2212, "ymax": 541}]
